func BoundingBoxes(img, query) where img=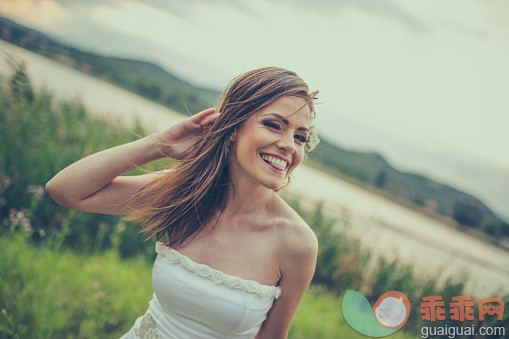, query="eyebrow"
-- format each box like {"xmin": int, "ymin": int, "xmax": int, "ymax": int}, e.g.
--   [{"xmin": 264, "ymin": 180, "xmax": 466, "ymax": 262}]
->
[{"xmin": 262, "ymin": 113, "xmax": 309, "ymax": 132}]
